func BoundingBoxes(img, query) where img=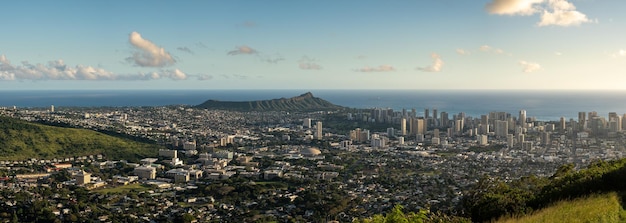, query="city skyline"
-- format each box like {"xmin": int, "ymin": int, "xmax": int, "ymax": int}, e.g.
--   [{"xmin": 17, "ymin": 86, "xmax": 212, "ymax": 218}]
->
[{"xmin": 1, "ymin": 0, "xmax": 625, "ymax": 90}]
